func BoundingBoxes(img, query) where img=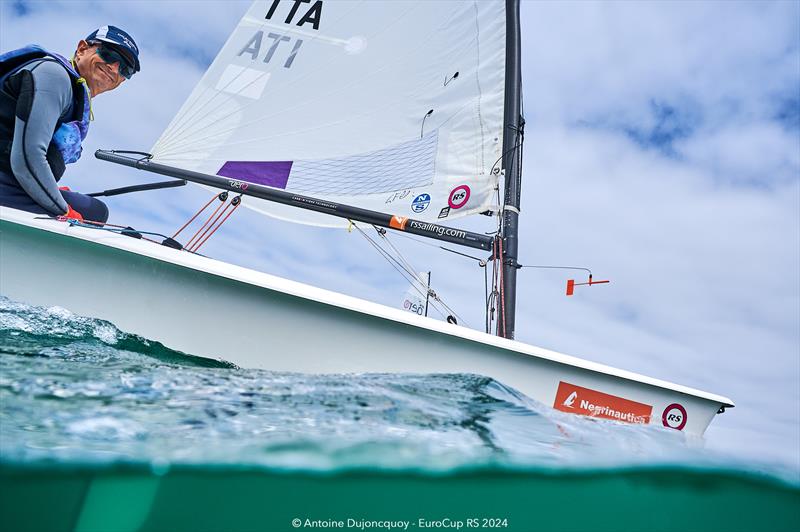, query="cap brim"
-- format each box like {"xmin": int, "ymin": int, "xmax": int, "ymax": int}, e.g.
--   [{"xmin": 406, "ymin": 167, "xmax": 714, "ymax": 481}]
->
[{"xmin": 93, "ymin": 37, "xmax": 140, "ymax": 71}]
